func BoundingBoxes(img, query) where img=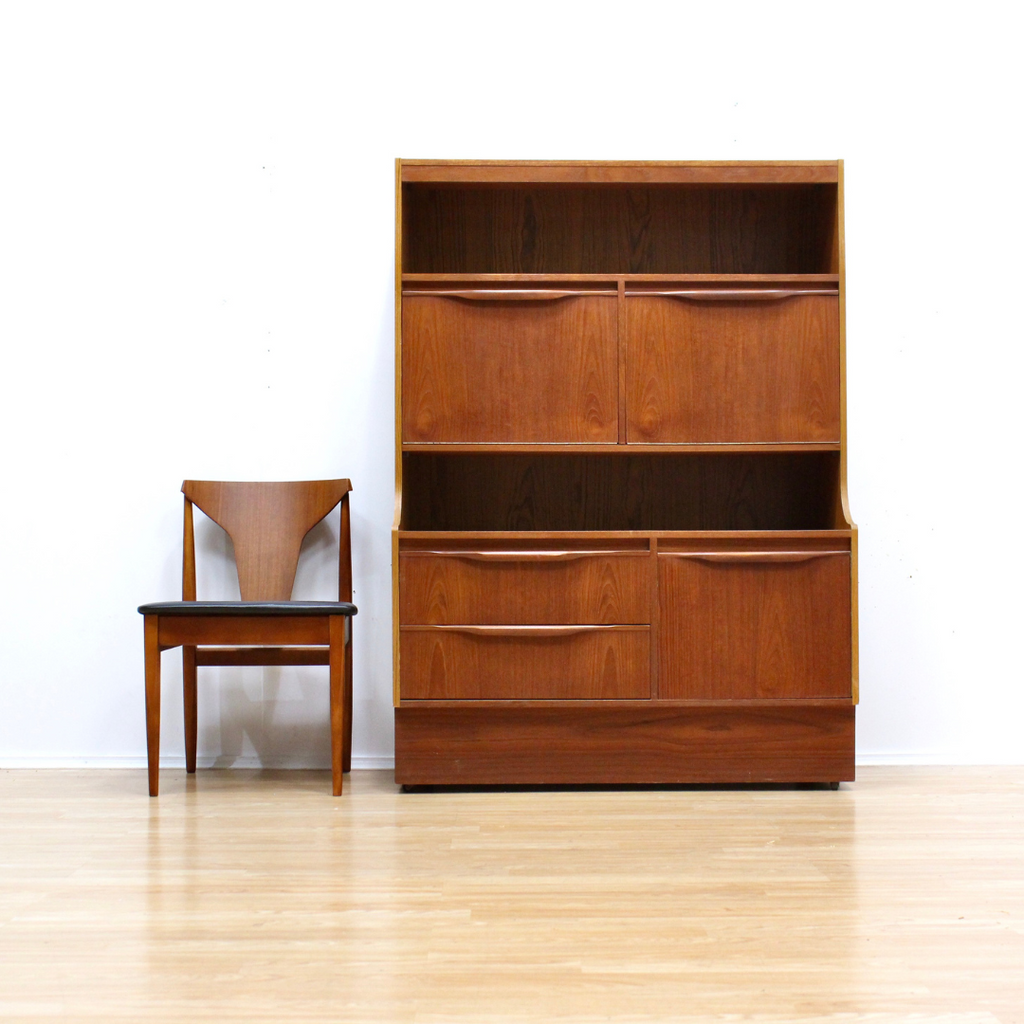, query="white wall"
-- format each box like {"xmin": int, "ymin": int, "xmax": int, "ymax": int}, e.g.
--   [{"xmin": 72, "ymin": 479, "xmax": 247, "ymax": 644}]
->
[{"xmin": 1, "ymin": 1, "xmax": 1021, "ymax": 767}]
